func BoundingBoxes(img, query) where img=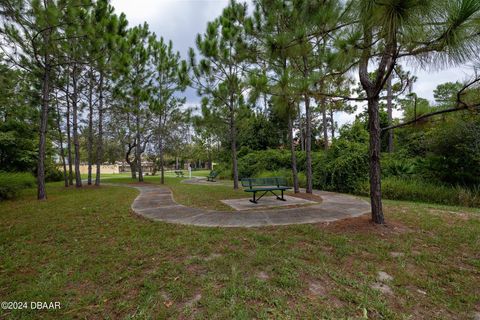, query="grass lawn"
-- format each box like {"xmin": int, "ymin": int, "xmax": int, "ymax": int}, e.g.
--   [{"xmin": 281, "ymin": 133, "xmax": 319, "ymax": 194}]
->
[{"xmin": 1, "ymin": 179, "xmax": 479, "ymax": 319}]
